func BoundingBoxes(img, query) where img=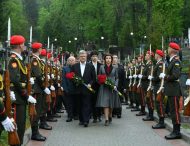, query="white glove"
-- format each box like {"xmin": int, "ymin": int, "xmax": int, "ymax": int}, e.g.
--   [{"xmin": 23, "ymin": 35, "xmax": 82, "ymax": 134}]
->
[
  {"xmin": 61, "ymin": 87, "xmax": 63, "ymax": 91},
  {"xmin": 47, "ymin": 75, "xmax": 50, "ymax": 80},
  {"xmin": 50, "ymin": 85, "xmax": 55, "ymax": 91},
  {"xmin": 10, "ymin": 91, "xmax": 16, "ymax": 101},
  {"xmin": 123, "ymin": 89, "xmax": 127, "ymax": 93},
  {"xmin": 138, "ymin": 74, "xmax": 143, "ymax": 79},
  {"xmin": 114, "ymin": 86, "xmax": 117, "ymax": 91},
  {"xmin": 58, "ymin": 83, "xmax": 61, "ymax": 87},
  {"xmin": 27, "ymin": 95, "xmax": 36, "ymax": 104},
  {"xmin": 159, "ymin": 73, "xmax": 166, "ymax": 79},
  {"xmin": 57, "ymin": 75, "xmax": 60, "ymax": 80},
  {"xmin": 148, "ymin": 75, "xmax": 153, "ymax": 80},
  {"xmin": 186, "ymin": 79, "xmax": 190, "ymax": 86},
  {"xmin": 51, "ymin": 74, "xmax": 55, "ymax": 79},
  {"xmin": 1, "ymin": 117, "xmax": 15, "ymax": 132},
  {"xmin": 44, "ymin": 87, "xmax": 51, "ymax": 95},
  {"xmin": 129, "ymin": 76, "xmax": 132, "ymax": 79},
  {"xmin": 30, "ymin": 77, "xmax": 35, "ymax": 85},
  {"xmin": 133, "ymin": 75, "xmax": 137, "ymax": 78}
]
